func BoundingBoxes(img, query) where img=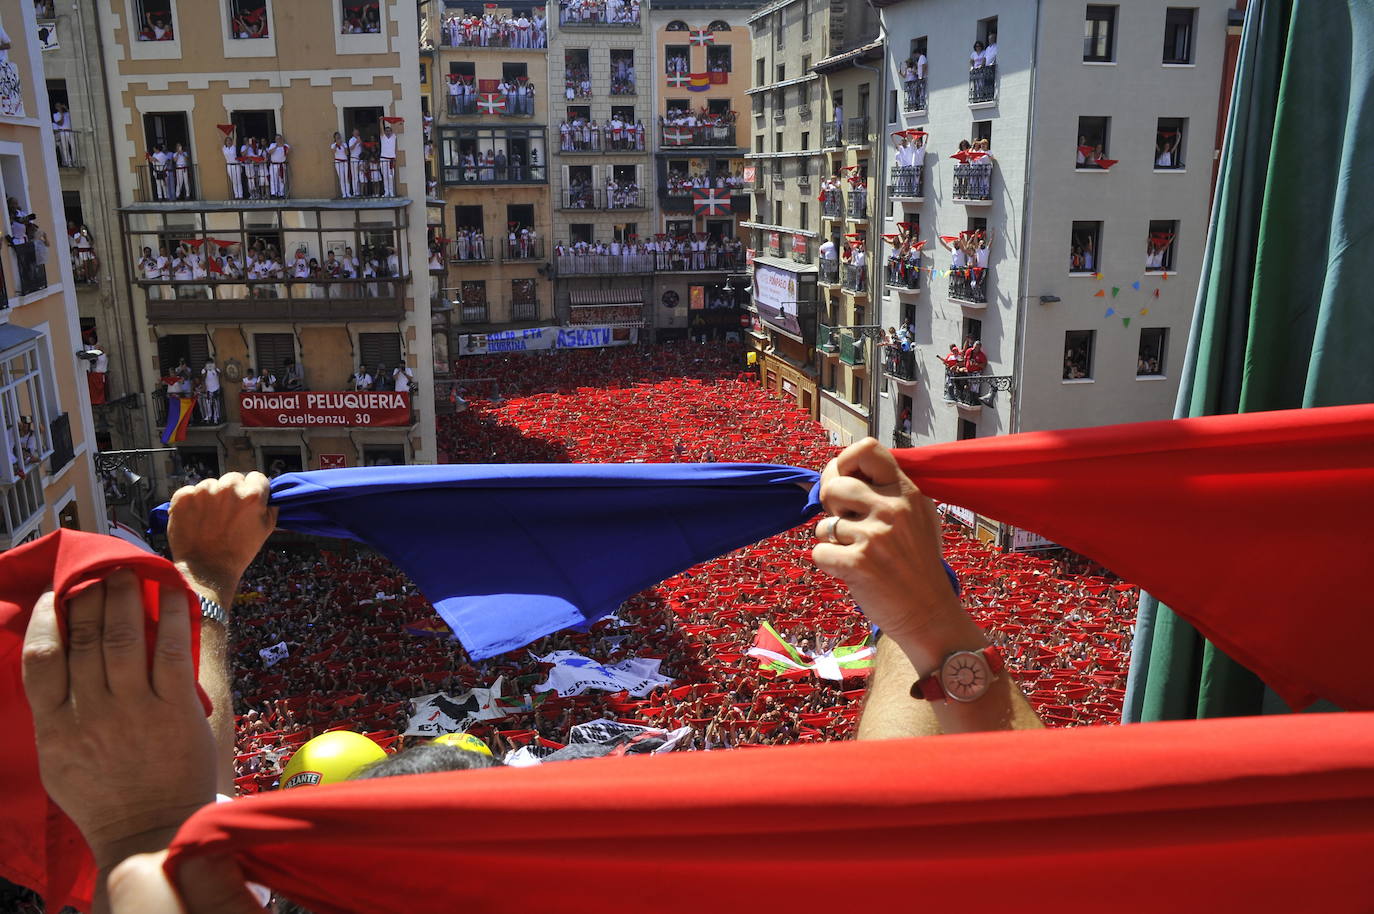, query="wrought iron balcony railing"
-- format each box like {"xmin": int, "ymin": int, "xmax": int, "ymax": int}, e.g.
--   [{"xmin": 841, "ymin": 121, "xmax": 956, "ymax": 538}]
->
[
  {"xmin": 821, "ymin": 191, "xmax": 843, "ymax": 220},
  {"xmin": 888, "ymin": 164, "xmax": 924, "ymax": 198},
  {"xmin": 943, "ymin": 370, "xmax": 1013, "ymax": 408},
  {"xmin": 819, "ymin": 260, "xmax": 839, "ymax": 285},
  {"xmin": 818, "ymin": 323, "xmax": 840, "ymax": 354},
  {"xmin": 846, "ymin": 116, "xmax": 870, "ymax": 145},
  {"xmin": 884, "ymin": 345, "xmax": 917, "ymax": 382},
  {"xmin": 886, "ymin": 260, "xmax": 921, "ymax": 291},
  {"xmin": 947, "ymin": 269, "xmax": 988, "ymax": 304},
  {"xmin": 952, "ymin": 161, "xmax": 993, "ymax": 202},
  {"xmin": 902, "ymin": 78, "xmax": 928, "ymax": 112},
  {"xmin": 846, "ymin": 188, "xmax": 869, "ymax": 220},
  {"xmin": 841, "ymin": 262, "xmax": 867, "ymax": 294},
  {"xmin": 969, "ymin": 64, "xmax": 997, "ymax": 104},
  {"xmin": 823, "ymin": 120, "xmax": 842, "ymax": 148}
]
